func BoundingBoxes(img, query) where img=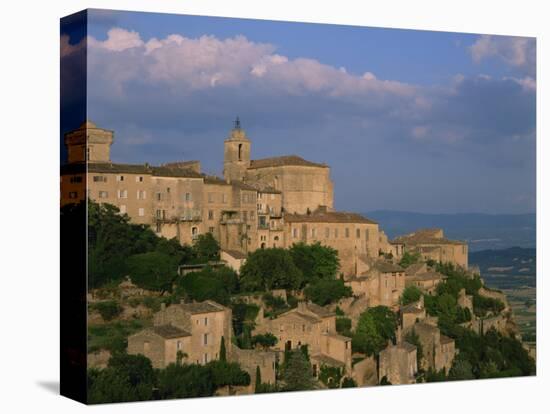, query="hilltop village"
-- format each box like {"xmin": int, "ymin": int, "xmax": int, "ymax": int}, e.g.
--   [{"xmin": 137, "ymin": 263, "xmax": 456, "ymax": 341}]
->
[{"xmin": 61, "ymin": 120, "xmax": 534, "ymax": 401}]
